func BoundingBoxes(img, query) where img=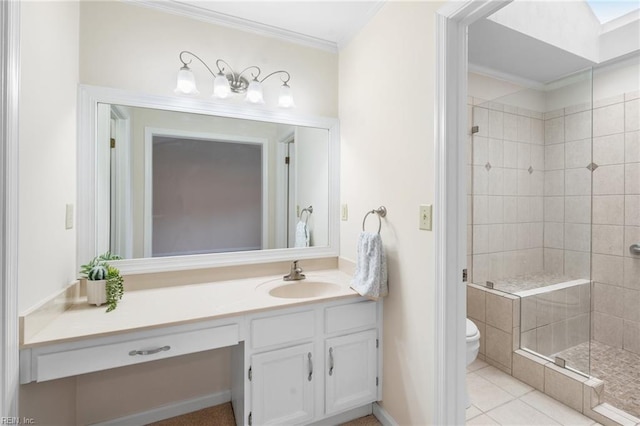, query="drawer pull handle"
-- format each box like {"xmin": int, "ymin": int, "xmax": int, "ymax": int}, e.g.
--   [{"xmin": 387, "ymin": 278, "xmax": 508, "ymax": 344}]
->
[
  {"xmin": 329, "ymin": 347, "xmax": 334, "ymax": 376},
  {"xmin": 129, "ymin": 345, "xmax": 171, "ymax": 356},
  {"xmin": 308, "ymin": 352, "xmax": 313, "ymax": 381}
]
